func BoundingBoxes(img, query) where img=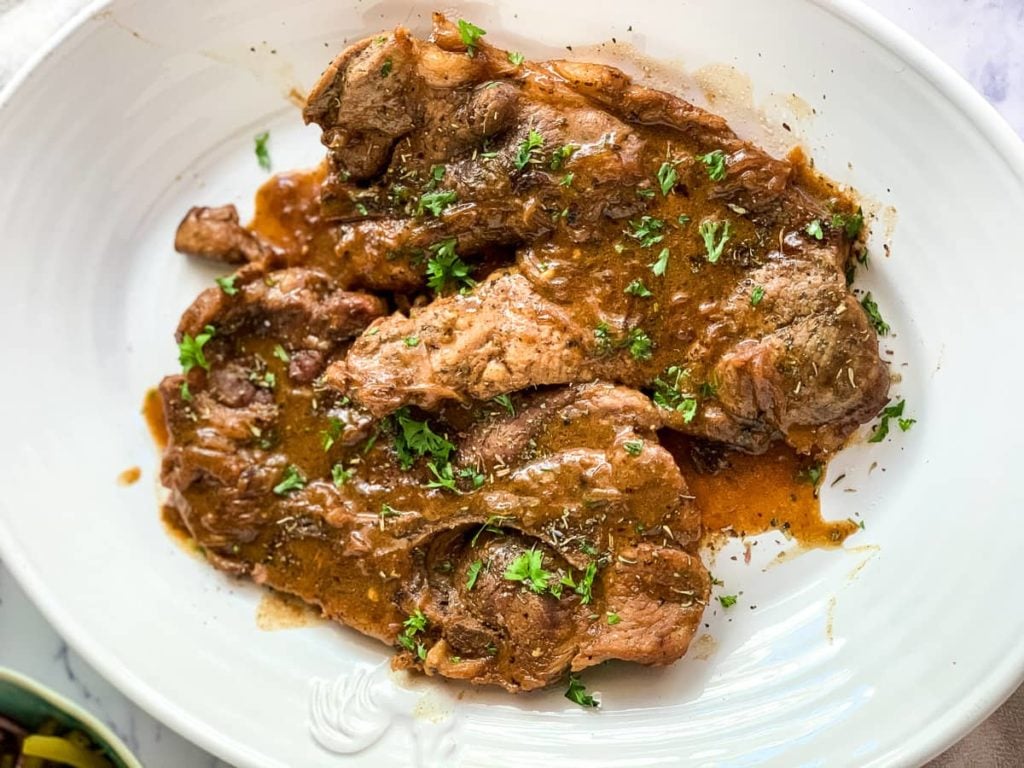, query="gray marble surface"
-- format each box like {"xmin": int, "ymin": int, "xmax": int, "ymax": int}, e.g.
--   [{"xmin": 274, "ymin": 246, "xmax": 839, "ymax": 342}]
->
[{"xmin": 0, "ymin": 1, "xmax": 1021, "ymax": 766}]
